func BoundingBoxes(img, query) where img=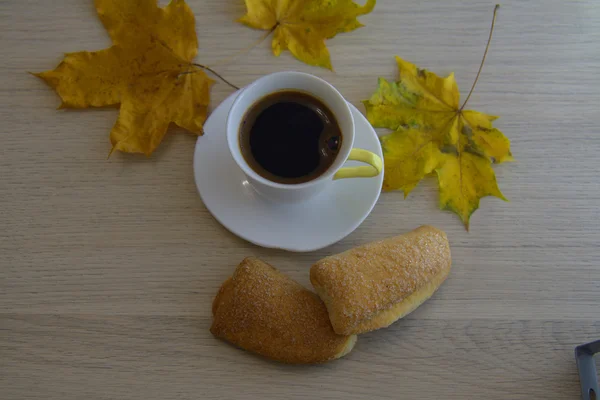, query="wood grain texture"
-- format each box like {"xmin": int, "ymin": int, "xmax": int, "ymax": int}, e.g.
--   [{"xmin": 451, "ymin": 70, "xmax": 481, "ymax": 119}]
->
[{"xmin": 1, "ymin": 0, "xmax": 599, "ymax": 399}]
